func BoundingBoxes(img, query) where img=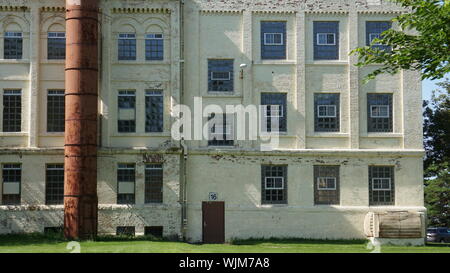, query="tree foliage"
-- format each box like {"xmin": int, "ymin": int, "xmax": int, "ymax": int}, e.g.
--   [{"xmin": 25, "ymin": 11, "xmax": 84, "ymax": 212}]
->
[
  {"xmin": 351, "ymin": 0, "xmax": 450, "ymax": 82},
  {"xmin": 423, "ymin": 79, "xmax": 450, "ymax": 227}
]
